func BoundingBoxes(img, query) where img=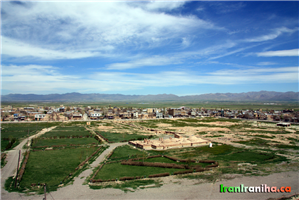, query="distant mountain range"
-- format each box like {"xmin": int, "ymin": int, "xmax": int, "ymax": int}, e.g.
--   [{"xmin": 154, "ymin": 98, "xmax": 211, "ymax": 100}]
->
[{"xmin": 1, "ymin": 91, "xmax": 298, "ymax": 102}]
